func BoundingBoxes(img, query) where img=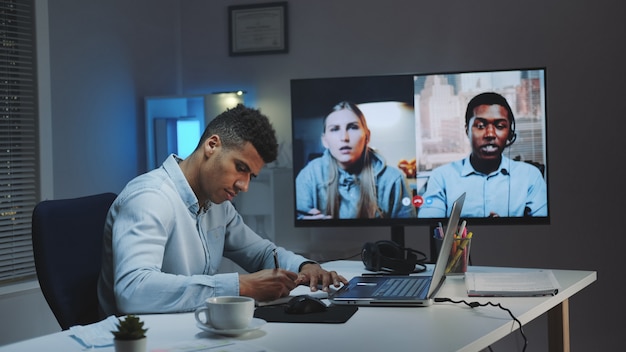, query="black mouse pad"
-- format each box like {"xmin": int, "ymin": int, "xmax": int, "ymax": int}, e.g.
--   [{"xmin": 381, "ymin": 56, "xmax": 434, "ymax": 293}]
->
[{"xmin": 254, "ymin": 304, "xmax": 358, "ymax": 324}]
